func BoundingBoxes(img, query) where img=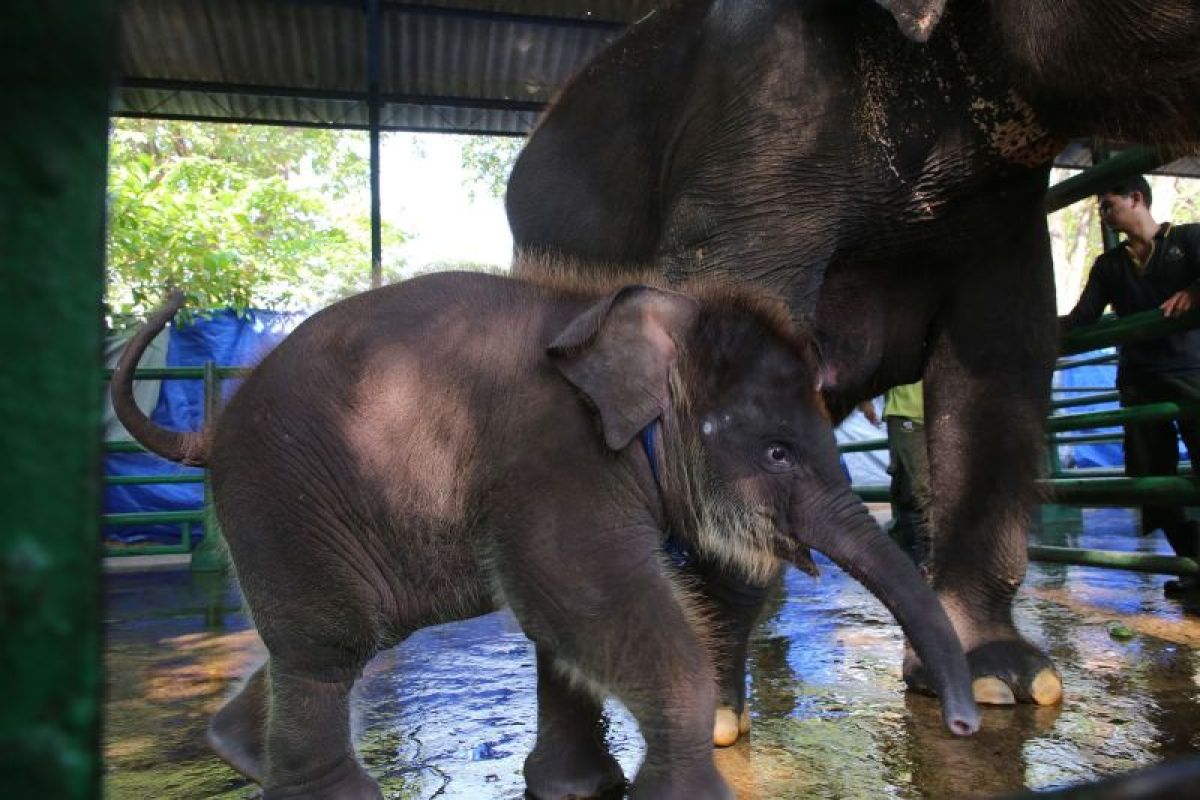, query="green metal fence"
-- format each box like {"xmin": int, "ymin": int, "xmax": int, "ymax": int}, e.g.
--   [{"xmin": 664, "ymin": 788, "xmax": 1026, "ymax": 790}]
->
[
  {"xmin": 101, "ymin": 364, "xmax": 247, "ymax": 570},
  {"xmin": 846, "ymin": 307, "xmax": 1200, "ymax": 578}
]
